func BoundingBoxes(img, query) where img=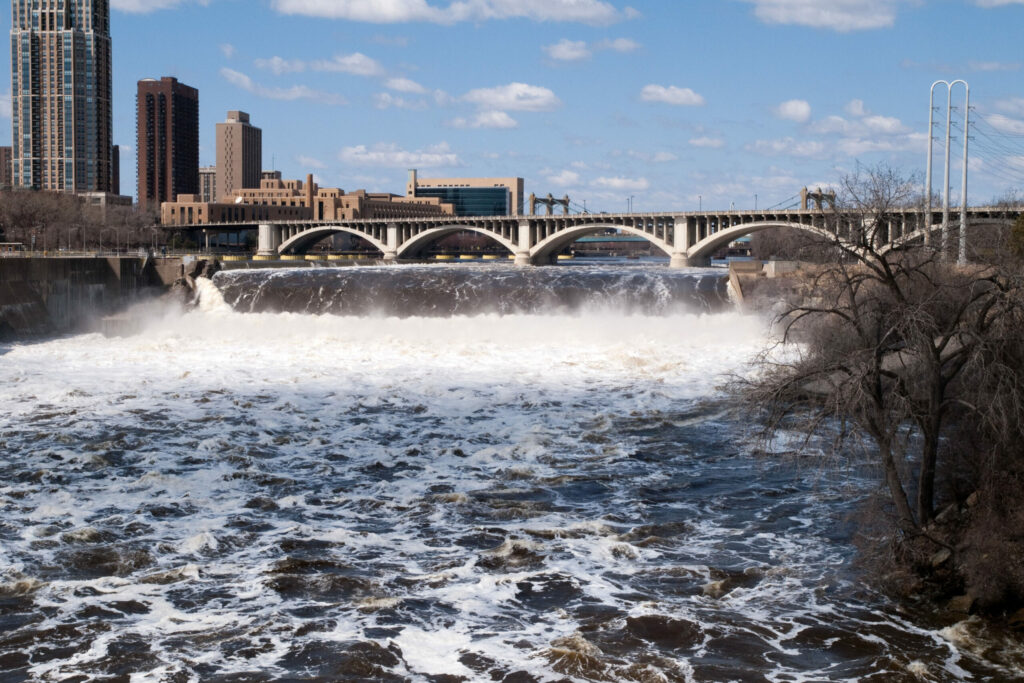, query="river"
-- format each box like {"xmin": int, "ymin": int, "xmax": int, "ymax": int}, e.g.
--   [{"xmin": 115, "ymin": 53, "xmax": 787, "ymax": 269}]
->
[{"xmin": 0, "ymin": 263, "xmax": 1020, "ymax": 682}]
